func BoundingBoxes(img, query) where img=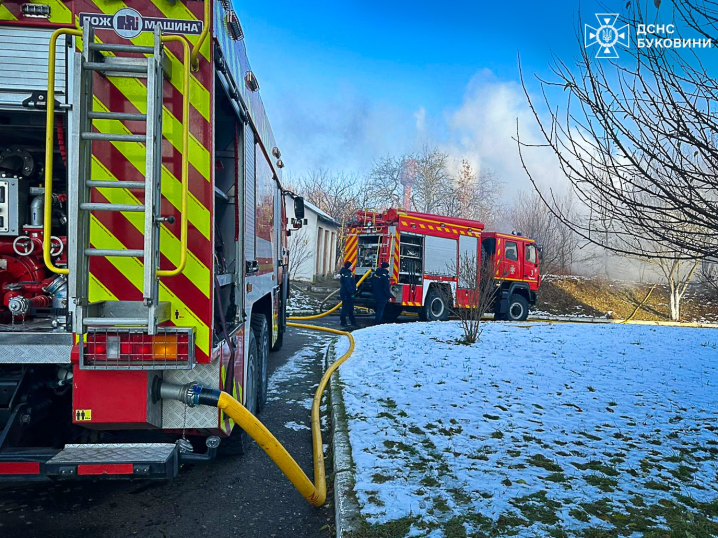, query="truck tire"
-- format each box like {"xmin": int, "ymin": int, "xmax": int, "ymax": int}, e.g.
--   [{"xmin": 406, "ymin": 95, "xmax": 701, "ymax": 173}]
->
[
  {"xmin": 506, "ymin": 294, "xmax": 529, "ymax": 322},
  {"xmin": 222, "ymin": 331, "xmax": 258, "ymax": 456},
  {"xmin": 421, "ymin": 288, "xmax": 450, "ymax": 322},
  {"xmin": 252, "ymin": 313, "xmax": 269, "ymax": 413},
  {"xmin": 382, "ymin": 304, "xmax": 402, "ymax": 322}
]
